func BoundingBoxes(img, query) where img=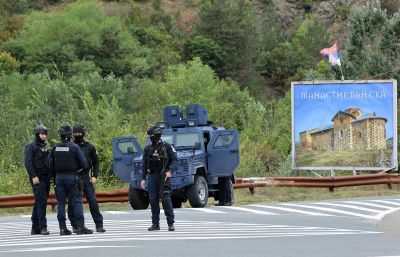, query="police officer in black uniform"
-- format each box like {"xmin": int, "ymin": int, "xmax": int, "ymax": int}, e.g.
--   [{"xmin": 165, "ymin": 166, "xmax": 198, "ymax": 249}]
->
[
  {"xmin": 215, "ymin": 136, "xmax": 234, "ymax": 206},
  {"xmin": 49, "ymin": 125, "xmax": 93, "ymax": 235},
  {"xmin": 216, "ymin": 176, "xmax": 233, "ymax": 206},
  {"xmin": 140, "ymin": 126, "xmax": 177, "ymax": 231},
  {"xmin": 68, "ymin": 124, "xmax": 105, "ymax": 233},
  {"xmin": 24, "ymin": 125, "xmax": 50, "ymax": 235}
]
